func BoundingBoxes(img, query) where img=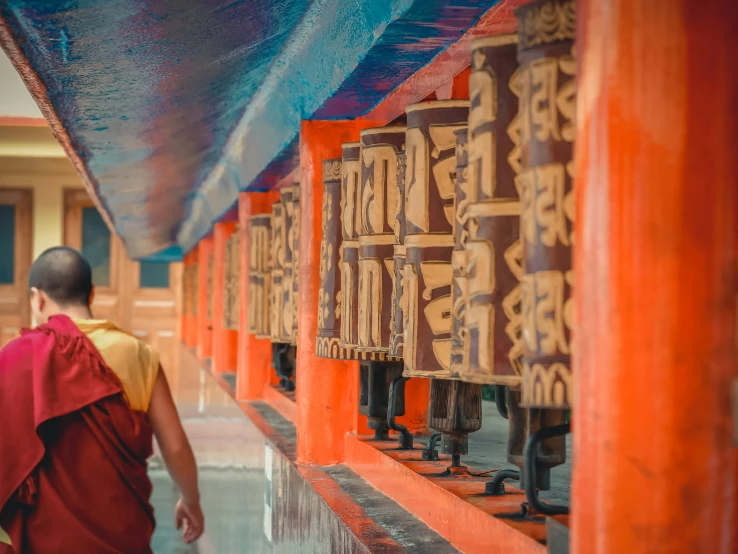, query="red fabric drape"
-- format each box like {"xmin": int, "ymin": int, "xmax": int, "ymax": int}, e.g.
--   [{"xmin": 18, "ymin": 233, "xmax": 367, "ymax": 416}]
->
[{"xmin": 0, "ymin": 315, "xmax": 155, "ymax": 553}]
